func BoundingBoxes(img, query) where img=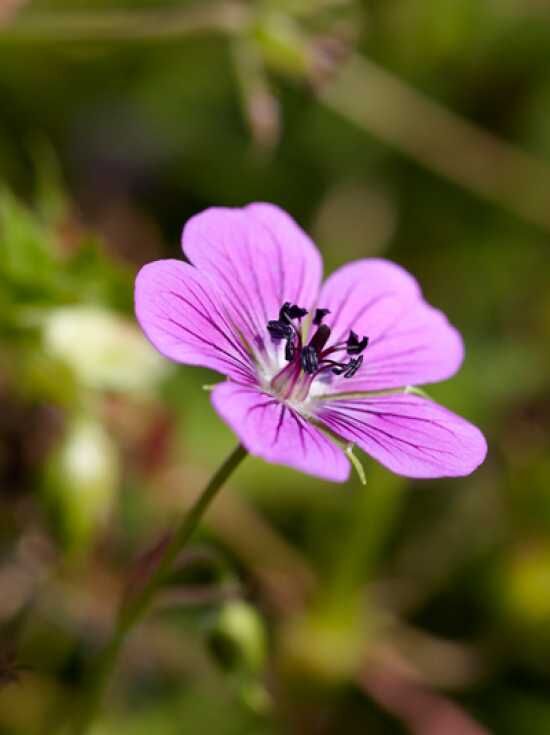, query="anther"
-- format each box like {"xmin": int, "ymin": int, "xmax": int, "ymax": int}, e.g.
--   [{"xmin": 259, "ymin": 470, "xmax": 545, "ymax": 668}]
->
[
  {"xmin": 285, "ymin": 339, "xmax": 296, "ymax": 362},
  {"xmin": 313, "ymin": 308, "xmax": 331, "ymax": 326},
  {"xmin": 346, "ymin": 330, "xmax": 369, "ymax": 355},
  {"xmin": 267, "ymin": 320, "xmax": 292, "ymax": 340},
  {"xmin": 301, "ymin": 345, "xmax": 319, "ymax": 374},
  {"xmin": 343, "ymin": 355, "xmax": 363, "ymax": 378},
  {"xmin": 331, "ymin": 355, "xmax": 363, "ymax": 378},
  {"xmin": 280, "ymin": 303, "xmax": 308, "ymax": 322},
  {"xmin": 309, "ymin": 323, "xmax": 331, "ymax": 354}
]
